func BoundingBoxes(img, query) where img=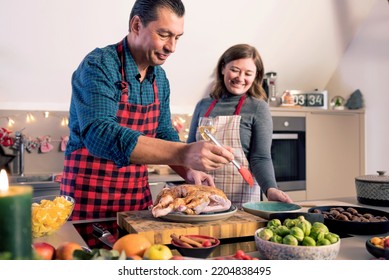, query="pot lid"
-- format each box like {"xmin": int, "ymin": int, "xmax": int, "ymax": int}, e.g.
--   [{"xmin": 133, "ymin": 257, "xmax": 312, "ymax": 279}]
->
[{"xmin": 356, "ymin": 171, "xmax": 389, "ymax": 183}]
